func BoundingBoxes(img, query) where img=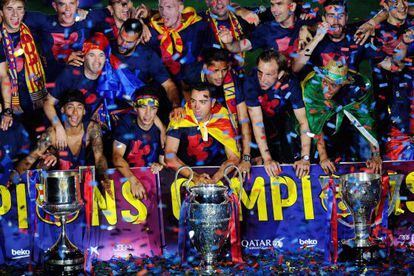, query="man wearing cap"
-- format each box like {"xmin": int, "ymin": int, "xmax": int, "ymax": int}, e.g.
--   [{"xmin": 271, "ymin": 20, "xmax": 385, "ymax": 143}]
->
[
  {"xmin": 43, "ymin": 32, "xmax": 109, "ymax": 150},
  {"xmin": 302, "ymin": 60, "xmax": 382, "ymax": 174},
  {"xmin": 113, "ymin": 86, "xmax": 164, "ymax": 200},
  {"xmin": 165, "ymin": 82, "xmax": 240, "ymax": 184},
  {"xmin": 15, "ymin": 89, "xmax": 111, "ymax": 190},
  {"xmin": 0, "ymin": 0, "xmax": 48, "ymax": 141}
]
